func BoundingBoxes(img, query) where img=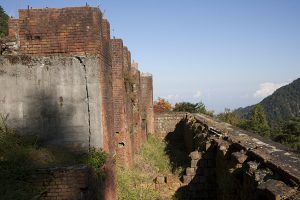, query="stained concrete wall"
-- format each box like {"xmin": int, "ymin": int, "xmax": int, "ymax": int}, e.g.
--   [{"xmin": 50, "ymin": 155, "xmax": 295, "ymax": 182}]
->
[{"xmin": 0, "ymin": 55, "xmax": 103, "ymax": 150}]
